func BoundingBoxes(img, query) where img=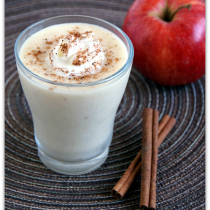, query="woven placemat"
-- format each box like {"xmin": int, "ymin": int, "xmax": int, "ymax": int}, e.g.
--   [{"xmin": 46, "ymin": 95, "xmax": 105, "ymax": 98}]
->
[{"xmin": 5, "ymin": 0, "xmax": 205, "ymax": 209}]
